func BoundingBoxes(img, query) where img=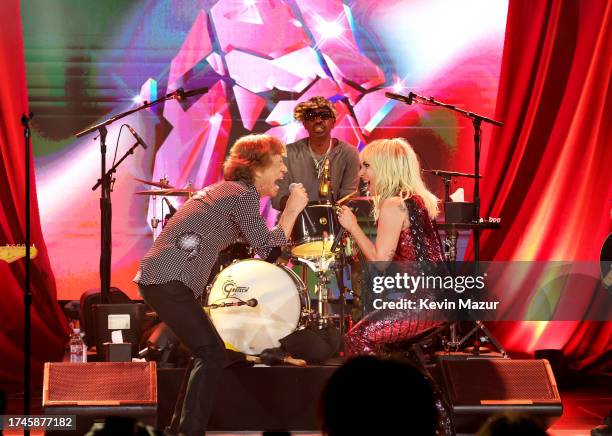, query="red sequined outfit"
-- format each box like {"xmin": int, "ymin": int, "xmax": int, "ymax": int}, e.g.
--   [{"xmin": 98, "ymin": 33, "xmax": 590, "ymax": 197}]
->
[{"xmin": 345, "ymin": 195, "xmax": 445, "ymax": 355}]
